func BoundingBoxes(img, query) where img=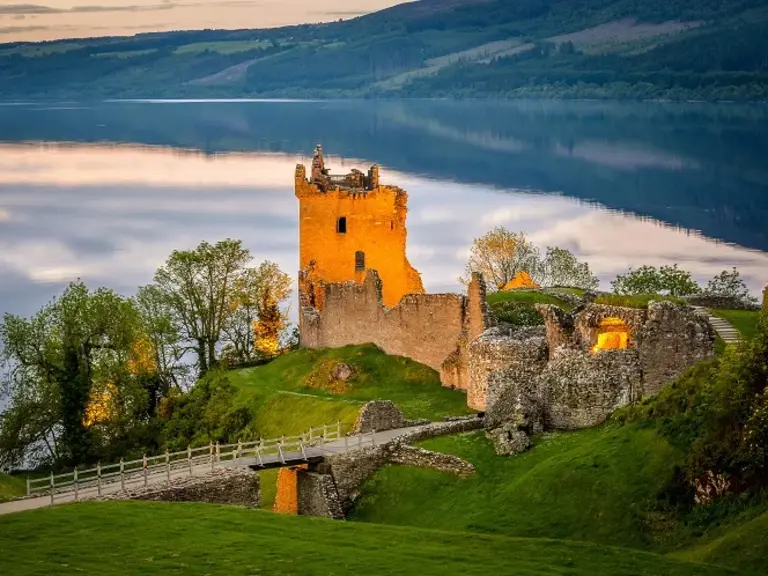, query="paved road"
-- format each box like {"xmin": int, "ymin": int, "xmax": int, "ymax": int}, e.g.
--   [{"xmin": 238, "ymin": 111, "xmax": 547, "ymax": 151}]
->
[{"xmin": 0, "ymin": 425, "xmax": 423, "ymax": 517}]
